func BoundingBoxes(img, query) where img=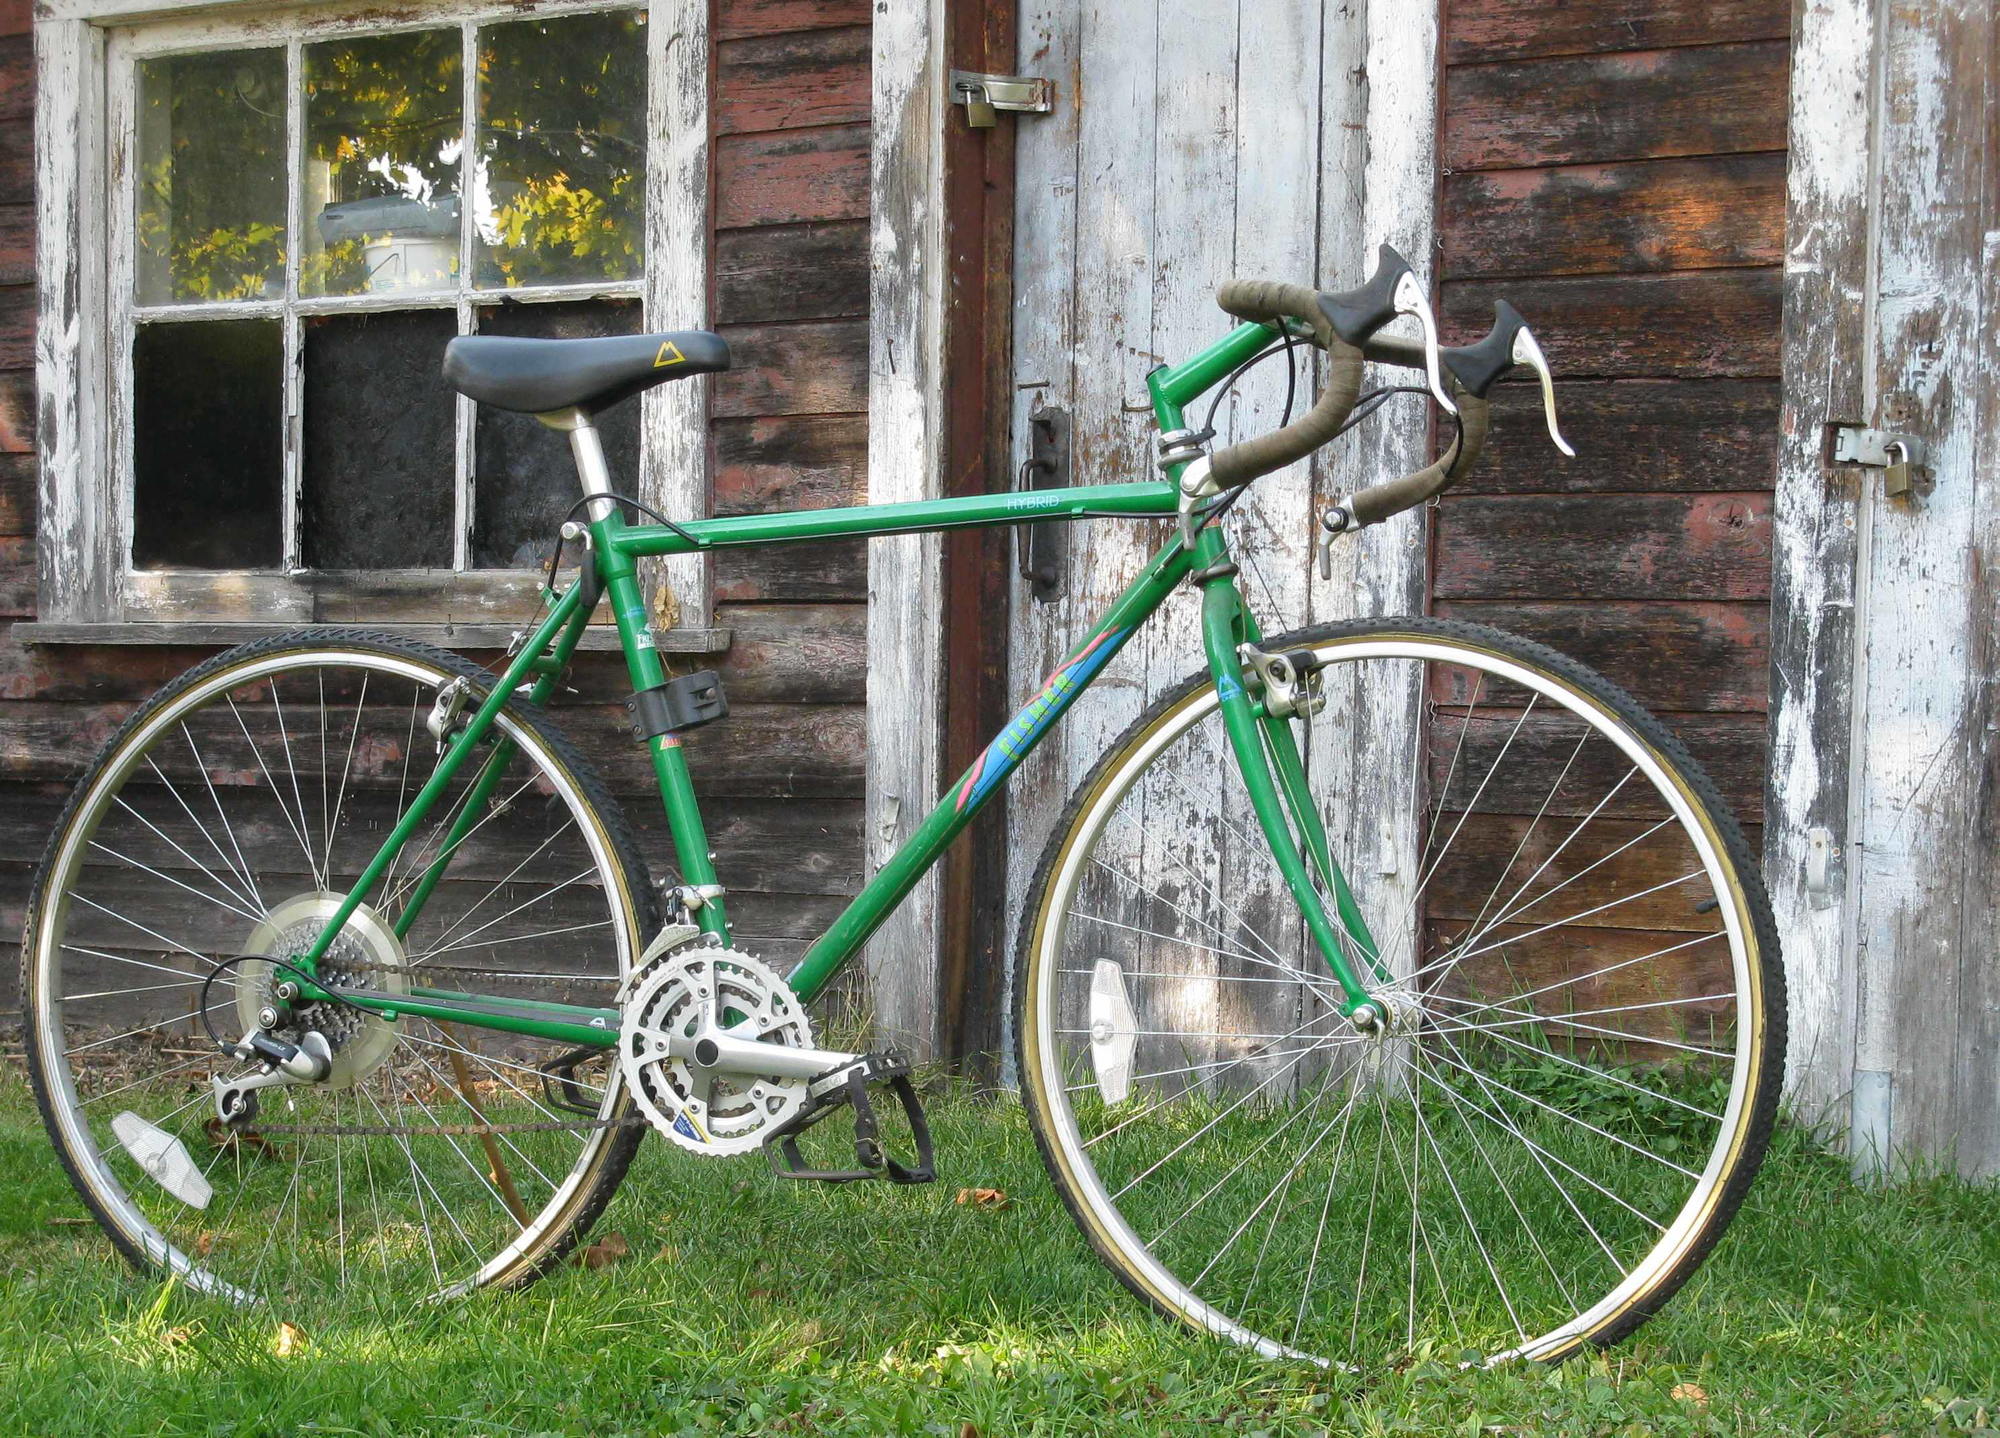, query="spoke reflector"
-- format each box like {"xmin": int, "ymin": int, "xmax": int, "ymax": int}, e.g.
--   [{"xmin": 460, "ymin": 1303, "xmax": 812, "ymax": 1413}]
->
[
  {"xmin": 1088, "ymin": 959, "xmax": 1138, "ymax": 1104},
  {"xmin": 112, "ymin": 1111, "xmax": 212, "ymax": 1209}
]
